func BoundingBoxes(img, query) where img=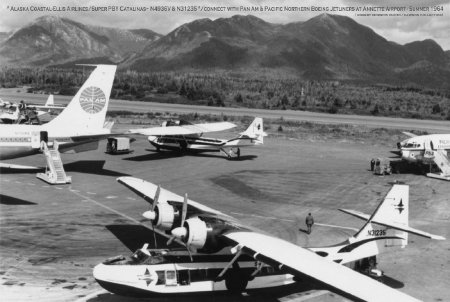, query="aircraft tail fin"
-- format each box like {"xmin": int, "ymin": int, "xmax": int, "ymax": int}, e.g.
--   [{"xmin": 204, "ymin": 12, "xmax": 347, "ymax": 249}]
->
[
  {"xmin": 340, "ymin": 185, "xmax": 444, "ymax": 249},
  {"xmin": 44, "ymin": 65, "xmax": 117, "ymax": 134},
  {"xmin": 45, "ymin": 95, "xmax": 54, "ymax": 107},
  {"xmin": 239, "ymin": 117, "xmax": 266, "ymax": 143},
  {"xmin": 310, "ymin": 185, "xmax": 443, "ymax": 265}
]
